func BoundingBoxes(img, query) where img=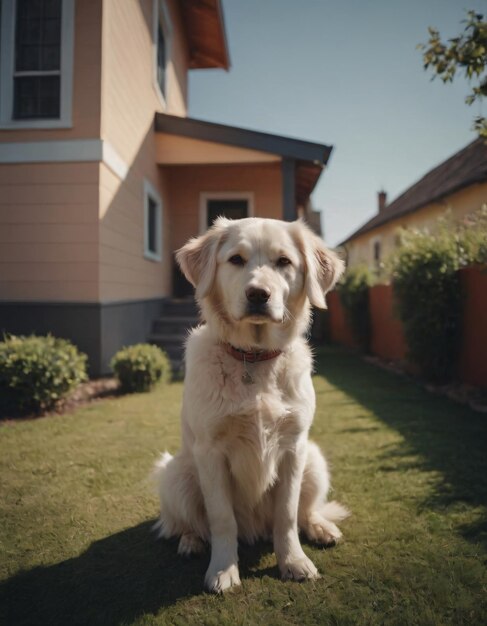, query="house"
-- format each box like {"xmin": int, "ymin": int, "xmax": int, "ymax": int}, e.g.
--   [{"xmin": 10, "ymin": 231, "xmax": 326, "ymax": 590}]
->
[
  {"xmin": 0, "ymin": 0, "xmax": 332, "ymax": 375},
  {"xmin": 340, "ymin": 139, "xmax": 487, "ymax": 271}
]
